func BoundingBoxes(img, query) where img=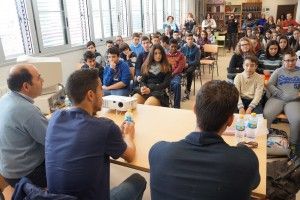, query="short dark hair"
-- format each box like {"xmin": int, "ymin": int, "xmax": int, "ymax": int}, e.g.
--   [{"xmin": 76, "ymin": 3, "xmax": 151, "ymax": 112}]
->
[
  {"xmin": 106, "ymin": 40, "xmax": 114, "ymax": 44},
  {"xmin": 186, "ymin": 33, "xmax": 193, "ymax": 38},
  {"xmin": 160, "ymin": 35, "xmax": 169, "ymax": 44},
  {"xmin": 66, "ymin": 69, "xmax": 99, "ymax": 104},
  {"xmin": 169, "ymin": 38, "xmax": 178, "ymax": 45},
  {"xmin": 265, "ymin": 40, "xmax": 280, "ymax": 58},
  {"xmin": 7, "ymin": 67, "xmax": 33, "ymax": 92},
  {"xmin": 83, "ymin": 51, "xmax": 96, "ymax": 61},
  {"xmin": 86, "ymin": 41, "xmax": 96, "ymax": 48},
  {"xmin": 195, "ymin": 80, "xmax": 238, "ymax": 132},
  {"xmin": 119, "ymin": 43, "xmax": 130, "ymax": 52},
  {"xmin": 283, "ymin": 48, "xmax": 296, "ymax": 58},
  {"xmin": 107, "ymin": 46, "xmax": 120, "ymax": 56},
  {"xmin": 244, "ymin": 54, "xmax": 258, "ymax": 65},
  {"xmin": 132, "ymin": 32, "xmax": 140, "ymax": 38},
  {"xmin": 141, "ymin": 36, "xmax": 150, "ymax": 42}
]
